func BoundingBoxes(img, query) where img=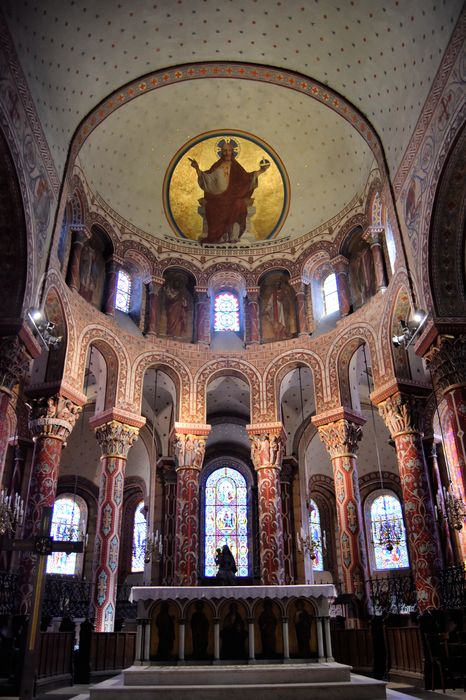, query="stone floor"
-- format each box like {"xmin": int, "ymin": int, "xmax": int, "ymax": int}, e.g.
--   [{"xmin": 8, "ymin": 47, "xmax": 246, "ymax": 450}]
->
[{"xmin": 15, "ymin": 679, "xmax": 461, "ymax": 700}]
